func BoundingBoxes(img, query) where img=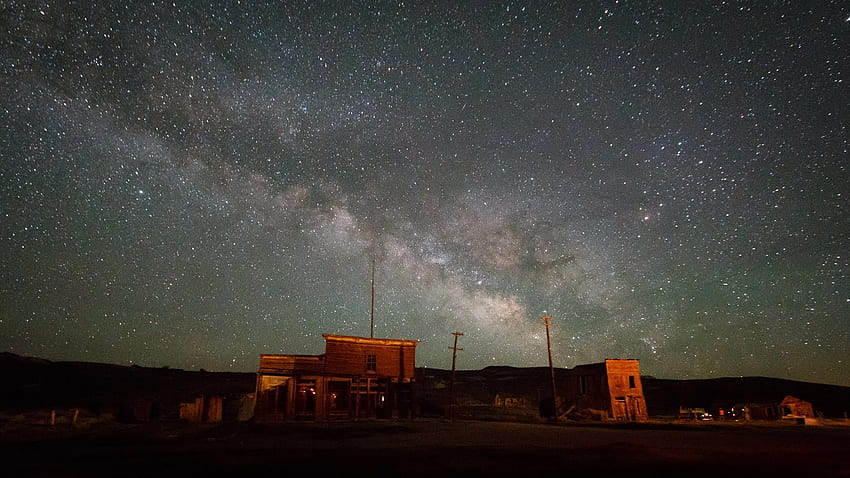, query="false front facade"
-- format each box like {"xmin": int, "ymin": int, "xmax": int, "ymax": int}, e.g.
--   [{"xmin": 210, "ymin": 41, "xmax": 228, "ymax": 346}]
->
[
  {"xmin": 562, "ymin": 359, "xmax": 648, "ymax": 421},
  {"xmin": 255, "ymin": 334, "xmax": 419, "ymax": 422}
]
